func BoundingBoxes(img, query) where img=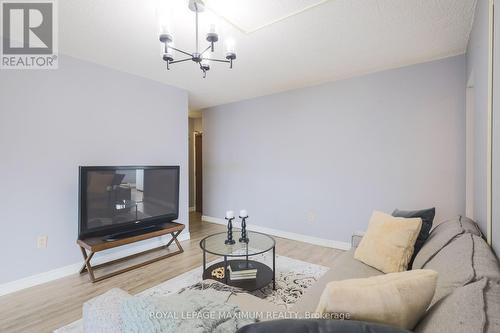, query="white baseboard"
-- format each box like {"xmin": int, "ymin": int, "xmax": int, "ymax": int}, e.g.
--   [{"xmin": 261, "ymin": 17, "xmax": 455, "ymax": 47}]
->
[
  {"xmin": 201, "ymin": 215, "xmax": 351, "ymax": 251},
  {"xmin": 0, "ymin": 262, "xmax": 84, "ymax": 298},
  {"xmin": 189, "ymin": 206, "xmax": 196, "ymax": 212},
  {"xmin": 0, "ymin": 232, "xmax": 190, "ymax": 297}
]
